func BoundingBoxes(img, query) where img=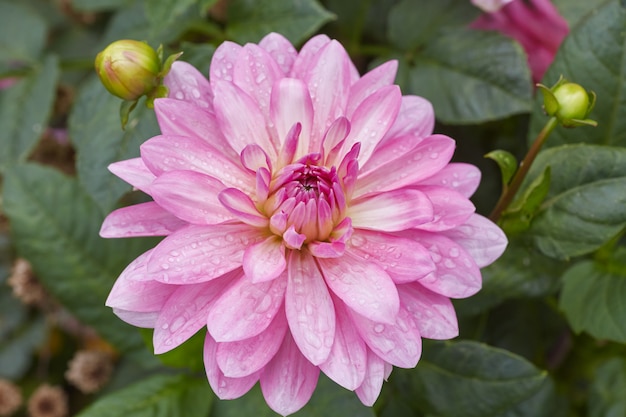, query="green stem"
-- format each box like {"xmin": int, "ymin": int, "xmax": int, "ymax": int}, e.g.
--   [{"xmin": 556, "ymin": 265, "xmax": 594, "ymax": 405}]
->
[{"xmin": 489, "ymin": 117, "xmax": 559, "ymax": 222}]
